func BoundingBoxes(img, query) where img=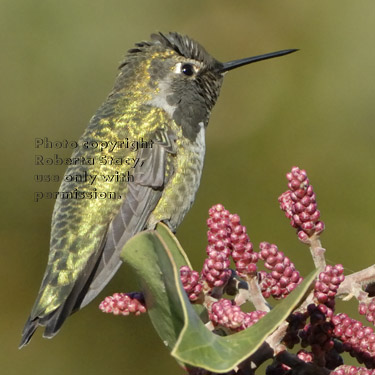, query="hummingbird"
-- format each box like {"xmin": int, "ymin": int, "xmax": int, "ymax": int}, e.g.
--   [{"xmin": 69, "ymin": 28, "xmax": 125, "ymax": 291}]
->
[{"xmin": 20, "ymin": 32, "xmax": 296, "ymax": 347}]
